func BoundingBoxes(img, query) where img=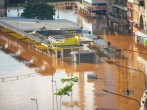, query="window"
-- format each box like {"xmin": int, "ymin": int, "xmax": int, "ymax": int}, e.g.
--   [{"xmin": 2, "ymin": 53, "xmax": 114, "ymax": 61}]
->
[{"xmin": 139, "ymin": 1, "xmax": 144, "ymax": 6}]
